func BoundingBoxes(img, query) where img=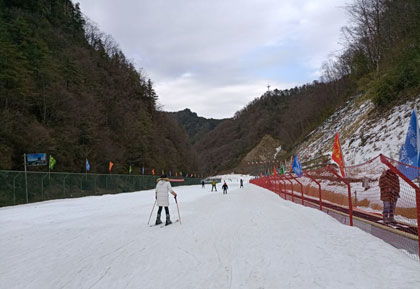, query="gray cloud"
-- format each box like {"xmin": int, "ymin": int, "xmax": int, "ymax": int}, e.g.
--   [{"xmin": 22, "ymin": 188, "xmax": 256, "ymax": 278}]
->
[{"xmin": 77, "ymin": 0, "xmax": 349, "ymax": 118}]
